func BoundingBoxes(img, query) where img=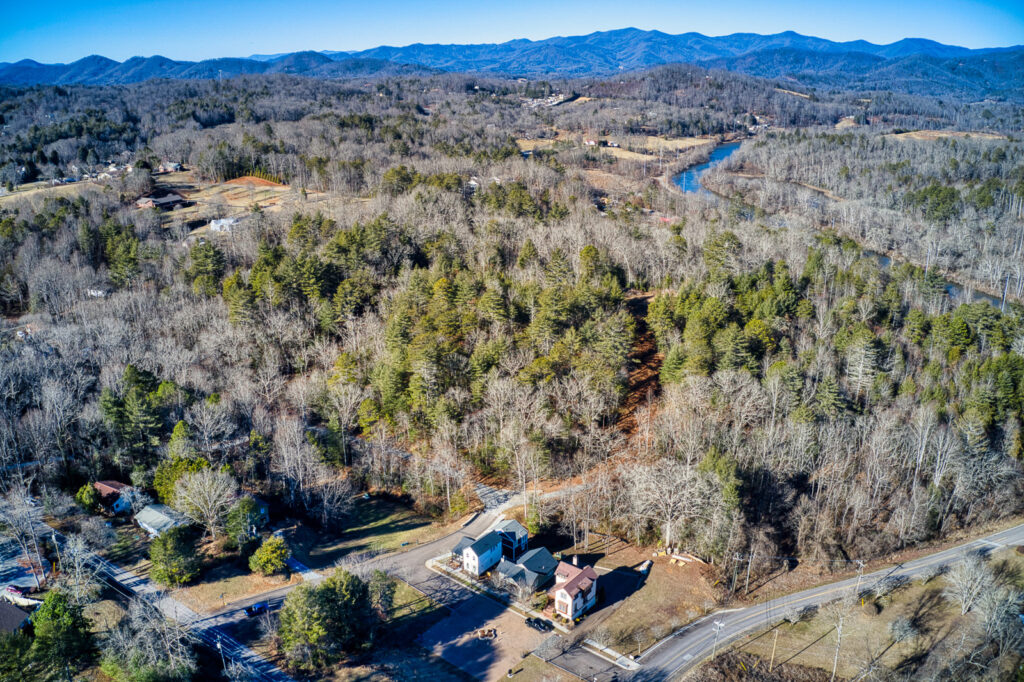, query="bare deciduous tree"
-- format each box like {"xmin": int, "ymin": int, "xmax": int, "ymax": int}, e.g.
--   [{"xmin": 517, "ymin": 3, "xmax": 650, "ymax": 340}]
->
[{"xmin": 174, "ymin": 468, "xmax": 238, "ymax": 539}]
